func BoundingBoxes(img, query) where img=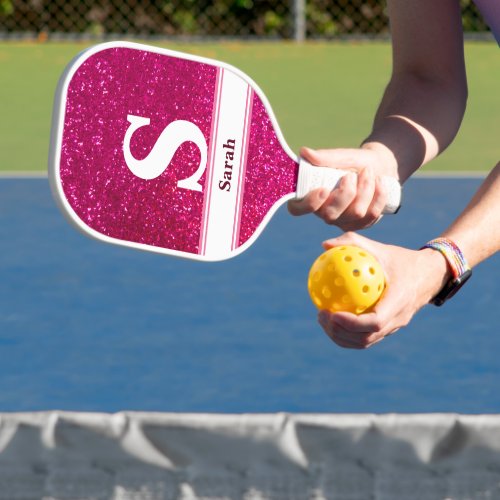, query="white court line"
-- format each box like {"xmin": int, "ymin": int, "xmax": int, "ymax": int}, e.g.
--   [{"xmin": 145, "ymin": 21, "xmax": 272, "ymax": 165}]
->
[
  {"xmin": 0, "ymin": 171, "xmax": 48, "ymax": 178},
  {"xmin": 414, "ymin": 170, "xmax": 487, "ymax": 178}
]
